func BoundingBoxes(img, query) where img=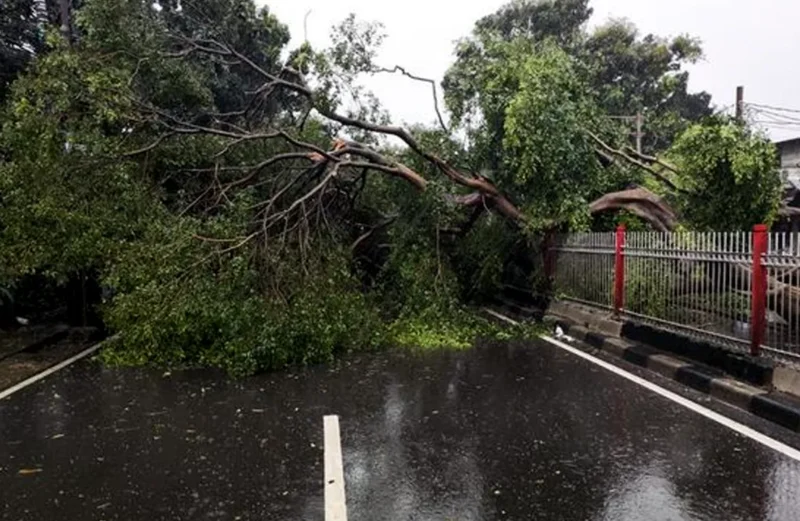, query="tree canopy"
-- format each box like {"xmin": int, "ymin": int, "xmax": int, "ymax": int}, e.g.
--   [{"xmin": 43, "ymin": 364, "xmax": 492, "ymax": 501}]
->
[
  {"xmin": 445, "ymin": 0, "xmax": 712, "ymax": 153},
  {"xmin": 670, "ymin": 117, "xmax": 781, "ymax": 231},
  {"xmin": 0, "ymin": 0, "xmax": 781, "ymax": 374}
]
